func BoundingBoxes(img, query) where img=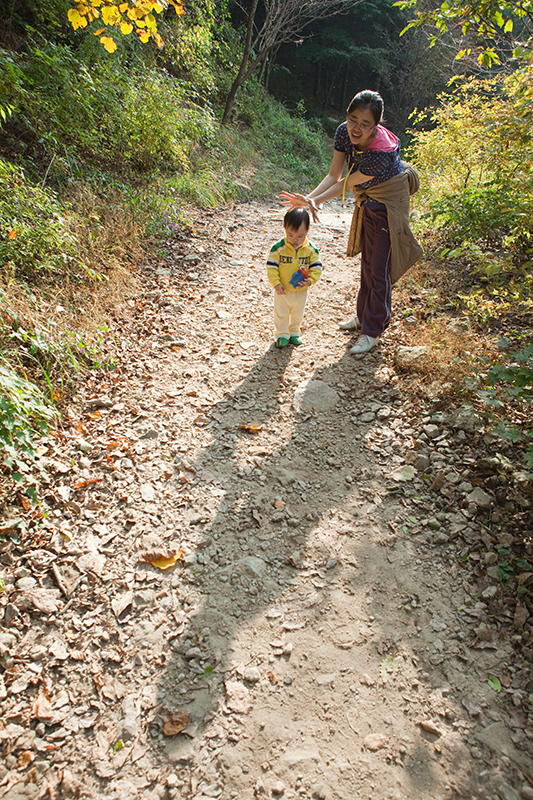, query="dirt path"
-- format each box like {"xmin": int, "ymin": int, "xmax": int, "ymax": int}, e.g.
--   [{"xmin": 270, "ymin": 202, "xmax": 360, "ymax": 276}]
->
[{"xmin": 1, "ymin": 199, "xmax": 532, "ymax": 800}]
